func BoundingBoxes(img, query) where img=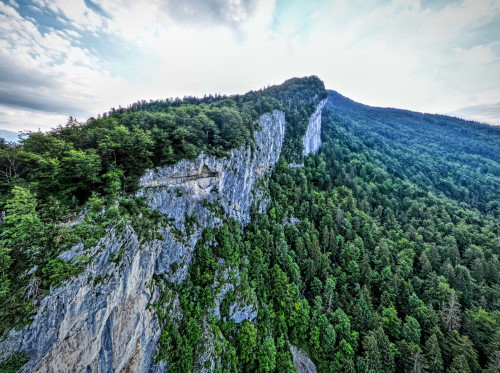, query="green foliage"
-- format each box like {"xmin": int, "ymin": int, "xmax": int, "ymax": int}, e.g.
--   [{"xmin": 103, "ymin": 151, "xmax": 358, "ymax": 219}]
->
[
  {"xmin": 402, "ymin": 316, "xmax": 421, "ymax": 345},
  {"xmin": 0, "ymin": 191, "xmax": 165, "ymax": 336},
  {"xmin": 326, "ymin": 90, "xmax": 500, "ymax": 216},
  {"xmin": 0, "ymin": 186, "xmax": 42, "ymax": 257},
  {"xmin": 182, "ymin": 90, "xmax": 498, "ymax": 372},
  {"xmin": 423, "ymin": 334, "xmax": 444, "ymax": 373},
  {"xmin": 0, "ymin": 187, "xmax": 43, "ymax": 313},
  {"xmin": 111, "ymin": 83, "xmax": 500, "ymax": 372},
  {"xmin": 0, "ymin": 353, "xmax": 28, "ymax": 373},
  {"xmin": 2, "ymin": 77, "xmax": 329, "ymax": 338},
  {"xmin": 258, "ymin": 337, "xmax": 277, "ymax": 372},
  {"xmin": 1, "ymin": 77, "xmax": 498, "ymax": 373},
  {"xmin": 41, "ymin": 258, "xmax": 81, "ymax": 287},
  {"xmin": 239, "ymin": 321, "xmax": 257, "ymax": 365},
  {"xmin": 381, "ymin": 307, "xmax": 402, "ymax": 339}
]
